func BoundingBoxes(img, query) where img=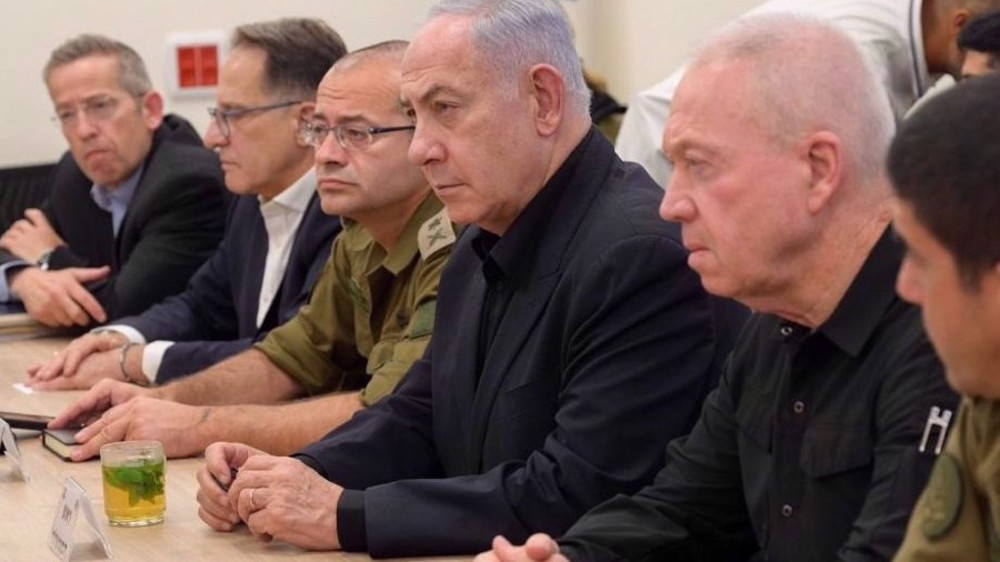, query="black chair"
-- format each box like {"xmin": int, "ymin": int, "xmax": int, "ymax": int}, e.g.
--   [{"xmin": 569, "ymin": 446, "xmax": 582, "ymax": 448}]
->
[{"xmin": 0, "ymin": 163, "xmax": 55, "ymax": 232}]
